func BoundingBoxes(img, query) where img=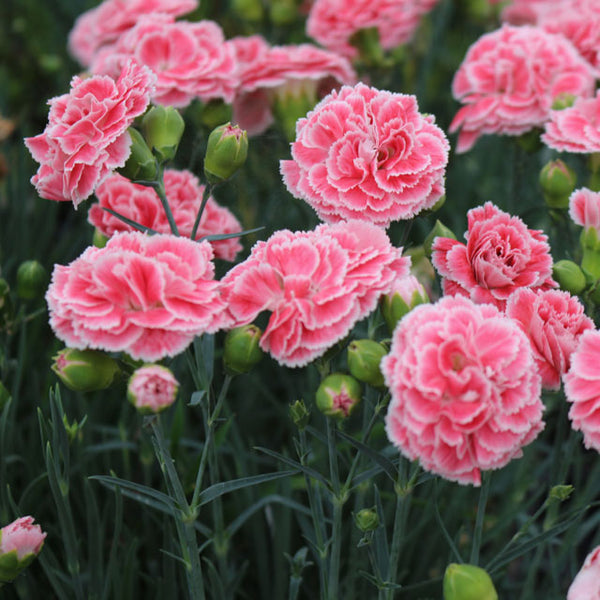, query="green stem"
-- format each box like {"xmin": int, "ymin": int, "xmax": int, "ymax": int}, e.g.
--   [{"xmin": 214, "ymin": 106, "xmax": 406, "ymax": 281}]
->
[
  {"xmin": 470, "ymin": 471, "xmax": 491, "ymax": 565},
  {"xmin": 191, "ymin": 184, "xmax": 213, "ymax": 241},
  {"xmin": 326, "ymin": 418, "xmax": 342, "ymax": 600},
  {"xmin": 152, "ymin": 173, "xmax": 180, "ymax": 236}
]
